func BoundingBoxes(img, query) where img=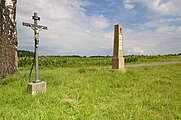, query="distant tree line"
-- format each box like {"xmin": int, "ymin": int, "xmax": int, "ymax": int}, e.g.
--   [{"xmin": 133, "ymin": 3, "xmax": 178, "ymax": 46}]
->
[
  {"xmin": 18, "ymin": 50, "xmax": 181, "ymax": 58},
  {"xmin": 18, "ymin": 50, "xmax": 34, "ymax": 57}
]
